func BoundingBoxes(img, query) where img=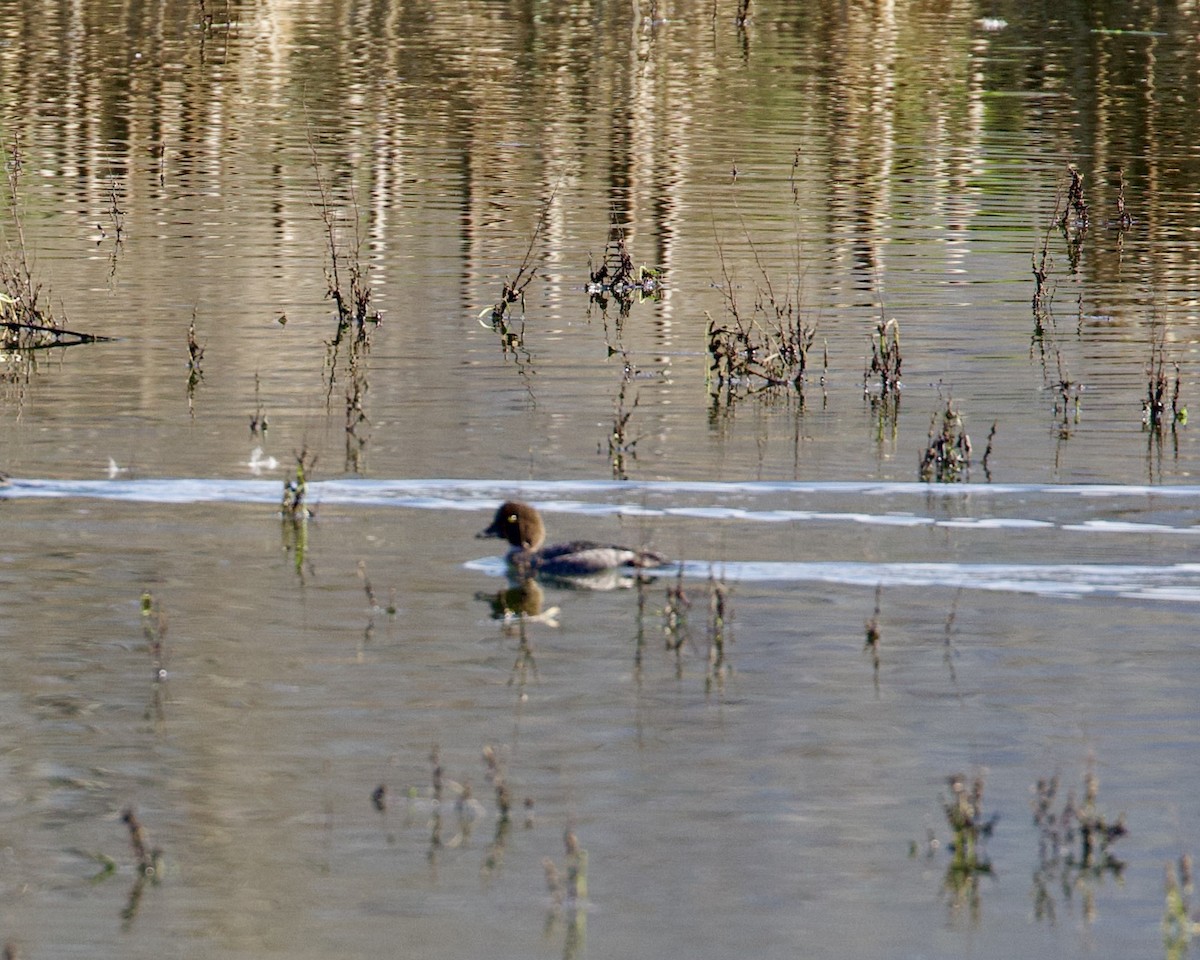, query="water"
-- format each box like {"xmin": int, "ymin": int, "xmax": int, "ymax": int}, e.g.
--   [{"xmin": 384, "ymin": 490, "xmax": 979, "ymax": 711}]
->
[{"xmin": 0, "ymin": 1, "xmax": 1198, "ymax": 957}]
